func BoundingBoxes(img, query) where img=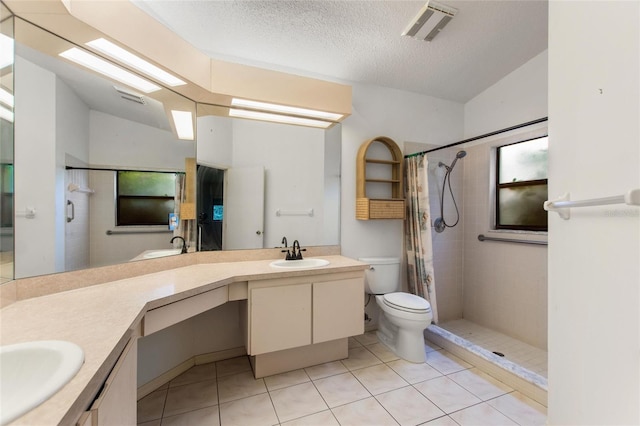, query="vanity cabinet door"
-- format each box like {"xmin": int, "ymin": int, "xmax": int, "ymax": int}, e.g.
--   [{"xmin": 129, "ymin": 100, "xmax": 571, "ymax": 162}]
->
[
  {"xmin": 90, "ymin": 337, "xmax": 137, "ymax": 425},
  {"xmin": 250, "ymin": 284, "xmax": 312, "ymax": 355},
  {"xmin": 313, "ymin": 278, "xmax": 364, "ymax": 344}
]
